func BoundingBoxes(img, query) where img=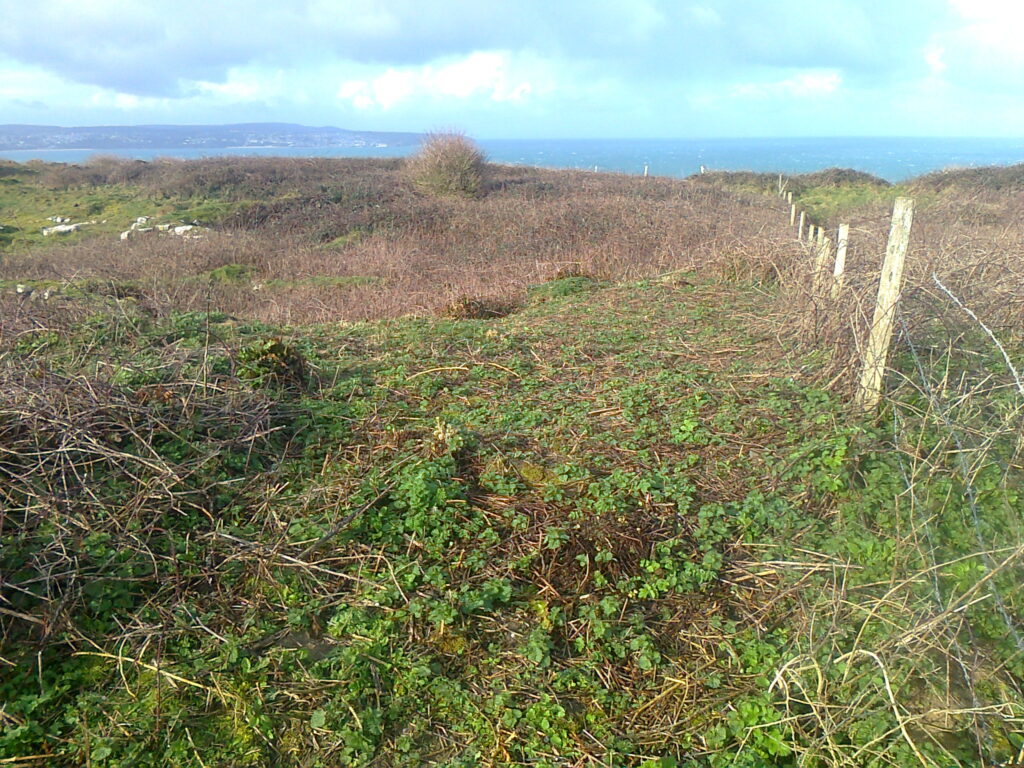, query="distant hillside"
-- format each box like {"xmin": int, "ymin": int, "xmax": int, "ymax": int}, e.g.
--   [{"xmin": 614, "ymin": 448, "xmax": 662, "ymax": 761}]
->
[{"xmin": 0, "ymin": 122, "xmax": 423, "ymax": 151}]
